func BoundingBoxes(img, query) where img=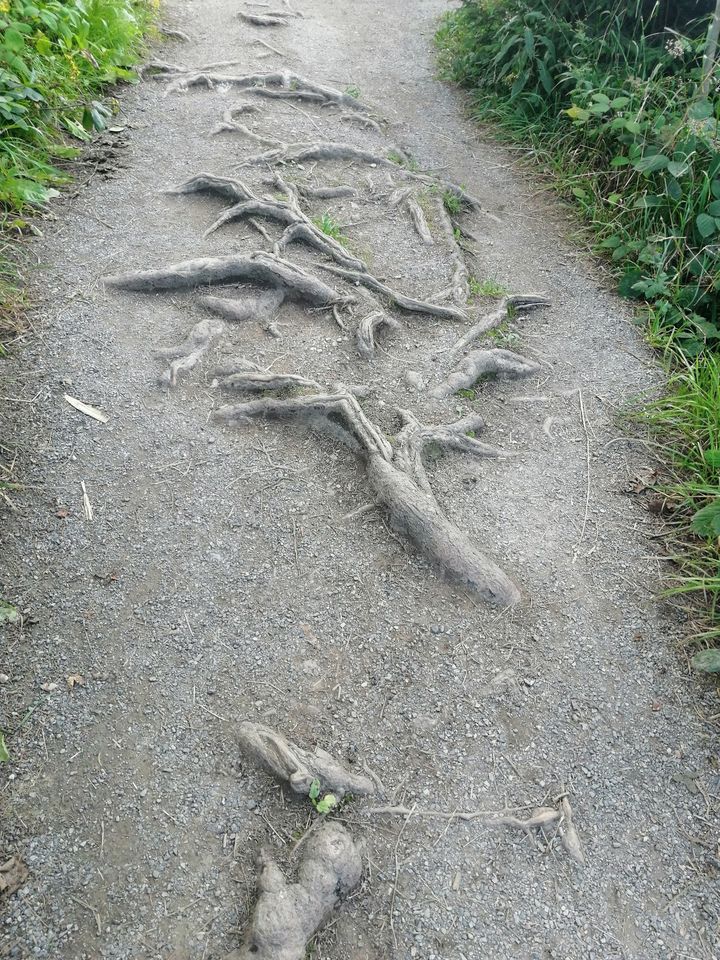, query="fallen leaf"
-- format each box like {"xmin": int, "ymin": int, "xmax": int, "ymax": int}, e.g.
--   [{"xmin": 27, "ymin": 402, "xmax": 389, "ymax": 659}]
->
[
  {"xmin": 66, "ymin": 674, "xmax": 86, "ymax": 689},
  {"xmin": 56, "ymin": 507, "xmax": 70, "ymax": 519},
  {"xmin": 0, "ymin": 732, "xmax": 9, "ymax": 763},
  {"xmin": 40, "ymin": 682, "xmax": 58, "ymax": 692},
  {"xmin": 0, "ymin": 857, "xmax": 29, "ymax": 898},
  {"xmin": 63, "ymin": 394, "xmax": 109, "ymax": 424}
]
